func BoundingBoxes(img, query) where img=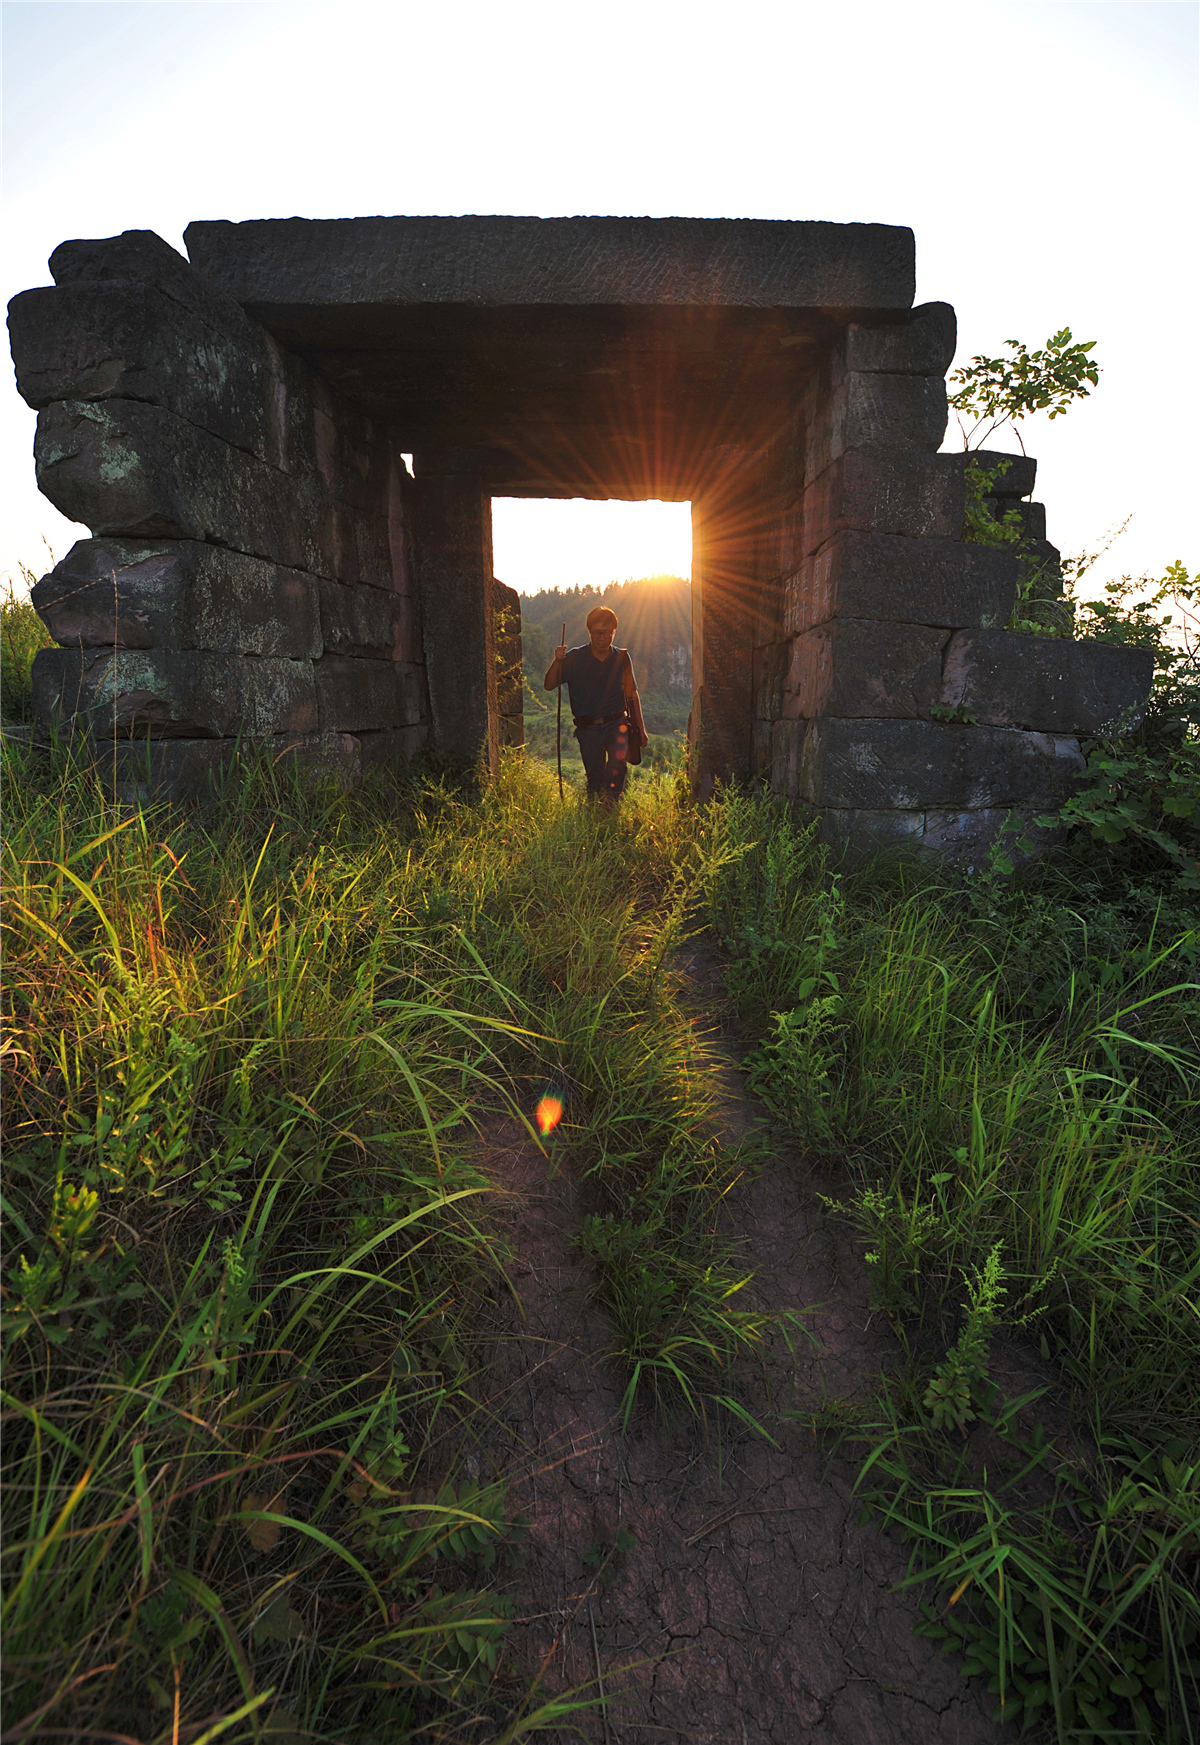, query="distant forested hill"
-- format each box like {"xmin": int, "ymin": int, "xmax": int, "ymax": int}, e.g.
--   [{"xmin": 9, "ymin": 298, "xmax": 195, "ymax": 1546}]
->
[{"xmin": 512, "ymin": 574, "xmax": 691, "ymax": 733}]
